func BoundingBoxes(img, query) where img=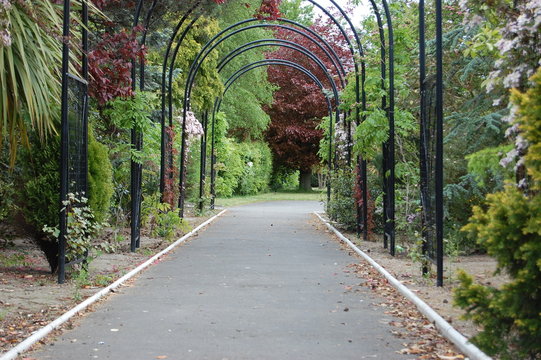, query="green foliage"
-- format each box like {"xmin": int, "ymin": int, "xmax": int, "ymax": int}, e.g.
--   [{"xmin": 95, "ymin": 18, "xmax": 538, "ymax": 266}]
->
[
  {"xmin": 270, "ymin": 167, "xmax": 299, "ymax": 191},
  {"xmin": 43, "ymin": 193, "xmax": 104, "ymax": 264},
  {"xmin": 353, "ymin": 109, "xmax": 389, "ymax": 161},
  {"xmin": 454, "ymin": 68, "xmax": 541, "ymax": 359},
  {"xmin": 88, "ymin": 128, "xmax": 113, "ymax": 223},
  {"xmin": 466, "ymin": 144, "xmax": 514, "ymax": 188},
  {"xmin": 153, "ymin": 209, "xmax": 190, "ymax": 241},
  {"xmin": 0, "ymin": 0, "xmax": 63, "ymax": 164},
  {"xmin": 216, "ymin": 0, "xmax": 275, "ymax": 140},
  {"xmin": 215, "ymin": 139, "xmax": 273, "ymax": 197},
  {"xmin": 236, "ymin": 141, "xmax": 273, "ymax": 195},
  {"xmin": 102, "ymin": 92, "xmax": 154, "ymax": 164},
  {"xmin": 215, "ymin": 138, "xmax": 244, "ymax": 197},
  {"xmin": 0, "ymin": 166, "xmax": 17, "ymax": 223},
  {"xmin": 141, "ymin": 192, "xmax": 190, "ymax": 241},
  {"xmin": 21, "ymin": 136, "xmax": 60, "ymax": 233},
  {"xmin": 168, "ymin": 17, "xmax": 223, "ymax": 111},
  {"xmin": 279, "ymin": 0, "xmax": 314, "ymax": 25},
  {"xmin": 326, "ymin": 169, "xmax": 356, "ymax": 231}
]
